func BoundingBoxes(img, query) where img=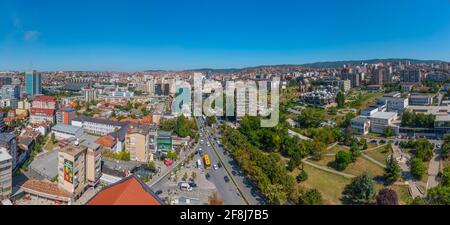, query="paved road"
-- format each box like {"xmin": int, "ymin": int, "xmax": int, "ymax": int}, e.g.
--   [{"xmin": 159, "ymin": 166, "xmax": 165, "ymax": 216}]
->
[
  {"xmin": 196, "ymin": 116, "xmax": 267, "ymax": 205},
  {"xmin": 426, "ymin": 147, "xmax": 441, "ymax": 190}
]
